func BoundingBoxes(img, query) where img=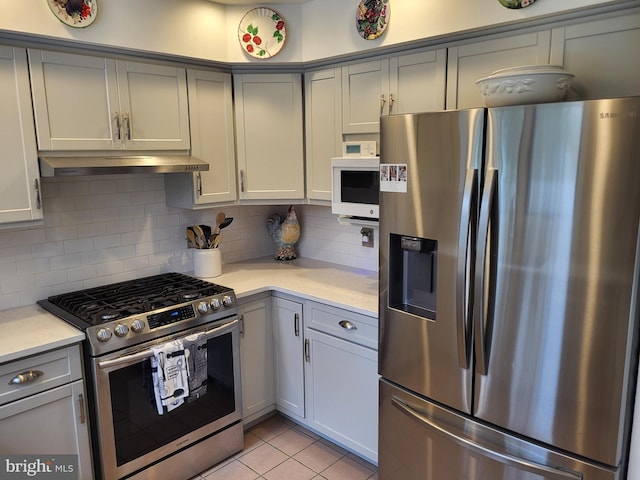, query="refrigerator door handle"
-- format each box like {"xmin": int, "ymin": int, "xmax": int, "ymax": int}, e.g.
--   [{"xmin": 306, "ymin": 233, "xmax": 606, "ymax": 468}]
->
[
  {"xmin": 474, "ymin": 168, "xmax": 497, "ymax": 375},
  {"xmin": 391, "ymin": 395, "xmax": 583, "ymax": 480},
  {"xmin": 456, "ymin": 168, "xmax": 477, "ymax": 369}
]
